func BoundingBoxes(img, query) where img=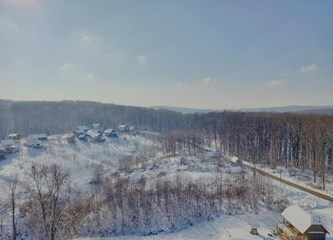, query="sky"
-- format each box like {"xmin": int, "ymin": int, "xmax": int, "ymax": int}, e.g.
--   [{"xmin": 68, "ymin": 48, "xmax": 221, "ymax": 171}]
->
[{"xmin": 0, "ymin": 0, "xmax": 332, "ymax": 109}]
